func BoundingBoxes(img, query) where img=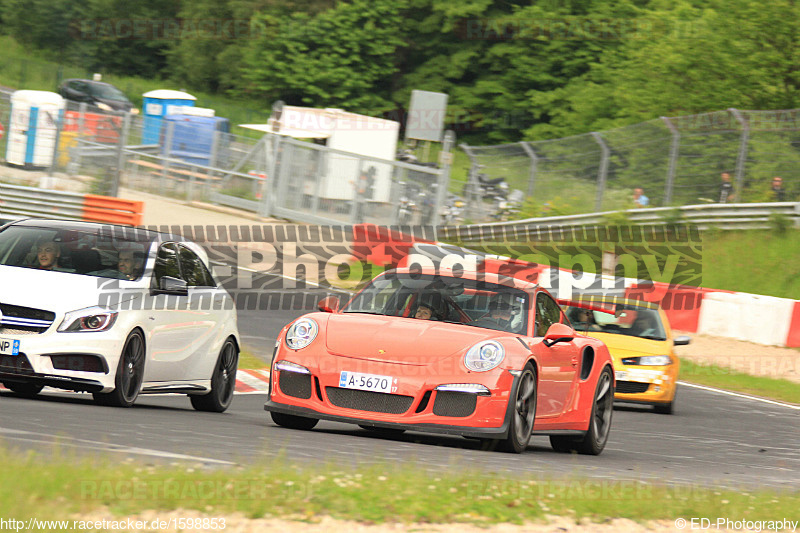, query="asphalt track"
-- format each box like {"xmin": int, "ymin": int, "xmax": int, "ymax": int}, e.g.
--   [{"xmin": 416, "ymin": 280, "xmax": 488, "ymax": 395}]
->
[{"xmin": 1, "ymin": 302, "xmax": 798, "ymax": 491}]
